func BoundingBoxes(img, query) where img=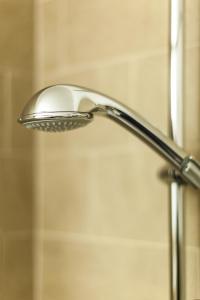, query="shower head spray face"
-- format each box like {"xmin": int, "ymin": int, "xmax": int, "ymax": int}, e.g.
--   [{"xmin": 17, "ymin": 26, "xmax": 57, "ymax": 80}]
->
[
  {"xmin": 20, "ymin": 113, "xmax": 93, "ymax": 132},
  {"xmin": 18, "ymin": 84, "xmax": 200, "ymax": 188}
]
